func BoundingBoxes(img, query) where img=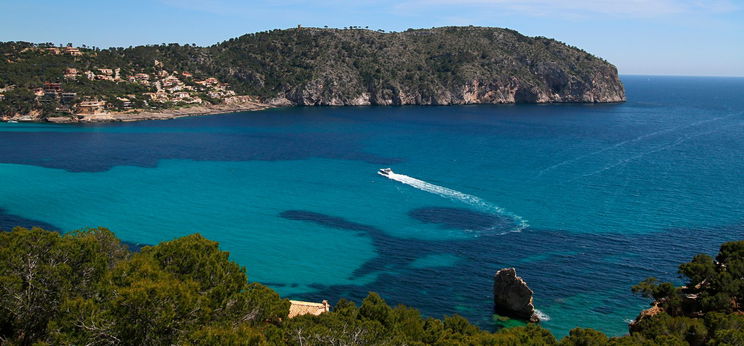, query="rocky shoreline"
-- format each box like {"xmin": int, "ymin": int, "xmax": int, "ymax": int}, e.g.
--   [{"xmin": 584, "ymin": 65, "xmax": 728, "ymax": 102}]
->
[
  {"xmin": 3, "ymin": 96, "xmax": 628, "ymax": 124},
  {"xmin": 6, "ymin": 96, "xmax": 274, "ymax": 124}
]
